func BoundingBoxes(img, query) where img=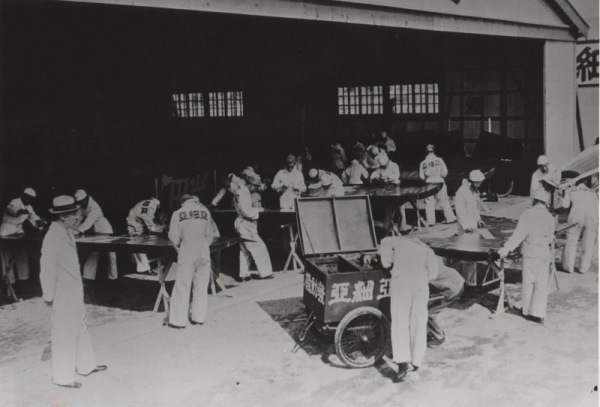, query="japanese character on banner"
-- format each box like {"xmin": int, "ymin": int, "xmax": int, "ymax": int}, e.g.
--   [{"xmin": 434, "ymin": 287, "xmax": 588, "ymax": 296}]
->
[
  {"xmin": 376, "ymin": 278, "xmax": 390, "ymax": 300},
  {"xmin": 329, "ymin": 282, "xmax": 351, "ymax": 305},
  {"xmin": 351, "ymin": 280, "xmax": 375, "ymax": 303},
  {"xmin": 576, "ymin": 41, "xmax": 599, "ymax": 86}
]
